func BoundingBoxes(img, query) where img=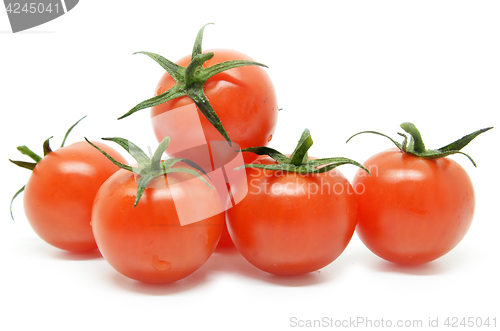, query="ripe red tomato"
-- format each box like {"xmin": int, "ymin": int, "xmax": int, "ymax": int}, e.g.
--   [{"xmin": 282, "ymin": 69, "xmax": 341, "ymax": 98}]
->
[
  {"xmin": 151, "ymin": 49, "xmax": 278, "ymax": 163},
  {"xmin": 353, "ymin": 148, "xmax": 475, "ymax": 265},
  {"xmin": 91, "ymin": 166, "xmax": 225, "ymax": 283},
  {"xmin": 226, "ymin": 157, "xmax": 358, "ymax": 276},
  {"xmin": 348, "ymin": 123, "xmax": 491, "ymax": 265},
  {"xmin": 23, "ymin": 141, "xmax": 126, "ymax": 252}
]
